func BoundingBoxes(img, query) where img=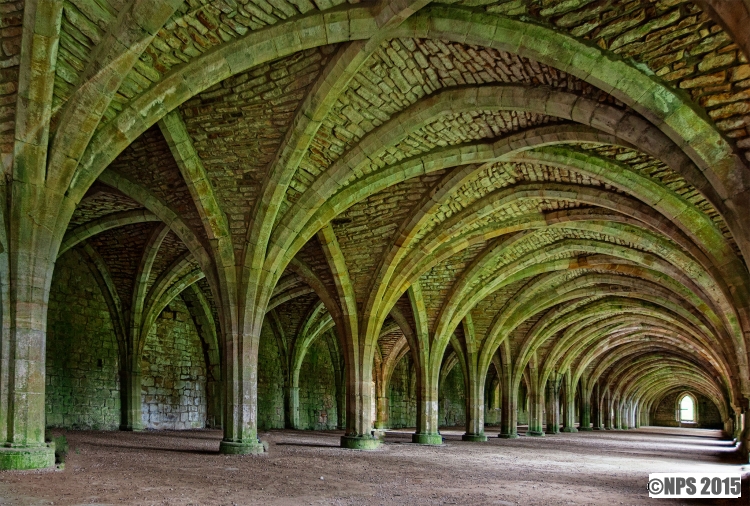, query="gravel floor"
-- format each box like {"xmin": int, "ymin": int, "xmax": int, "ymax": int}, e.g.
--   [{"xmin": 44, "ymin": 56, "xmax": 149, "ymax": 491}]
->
[{"xmin": 0, "ymin": 426, "xmax": 747, "ymax": 505}]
